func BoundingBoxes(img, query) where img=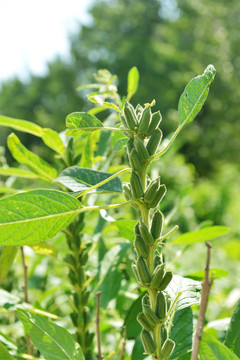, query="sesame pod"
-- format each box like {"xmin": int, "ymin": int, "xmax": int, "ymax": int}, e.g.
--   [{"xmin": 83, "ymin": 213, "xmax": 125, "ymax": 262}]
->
[
  {"xmin": 120, "ymin": 125, "xmax": 131, "ymax": 138},
  {"xmin": 146, "ymin": 128, "xmax": 162, "ymax": 156},
  {"xmin": 154, "ymin": 254, "xmax": 163, "ymax": 268},
  {"xmin": 143, "ymin": 304, "xmax": 161, "ymax": 326},
  {"xmin": 132, "ymin": 263, "xmax": 140, "ymax": 282},
  {"xmin": 155, "ymin": 291, "xmax": 166, "ymax": 320},
  {"xmin": 150, "ymin": 264, "xmax": 165, "ymax": 288},
  {"xmin": 151, "ymin": 210, "xmax": 164, "ymax": 240},
  {"xmin": 167, "ymin": 297, "xmax": 171, "ymax": 311},
  {"xmin": 134, "ymin": 234, "xmax": 149, "ymax": 258},
  {"xmin": 130, "ymin": 171, "xmax": 143, "ymax": 199},
  {"xmin": 134, "ymin": 137, "xmax": 149, "ymax": 162},
  {"xmin": 135, "ymin": 104, "xmax": 143, "ymax": 121},
  {"xmin": 139, "ymin": 221, "xmax": 155, "ymax": 245},
  {"xmin": 147, "ymin": 111, "xmax": 162, "ymax": 136},
  {"xmin": 144, "ymin": 179, "xmax": 160, "ymax": 204},
  {"xmin": 161, "ymin": 325, "xmax": 168, "ymax": 346},
  {"xmin": 142, "ymin": 293, "xmax": 150, "ymax": 307},
  {"xmin": 159, "ymin": 271, "xmax": 173, "ymax": 291},
  {"xmin": 141, "ymin": 330, "xmax": 157, "ymax": 354},
  {"xmin": 134, "ymin": 222, "xmax": 141, "ymax": 237},
  {"xmin": 129, "ymin": 148, "xmax": 142, "ymax": 172},
  {"xmin": 122, "ymin": 182, "xmax": 132, "ymax": 201},
  {"xmin": 161, "ymin": 339, "xmax": 175, "ymax": 358},
  {"xmin": 120, "ymin": 114, "xmax": 128, "ymax": 129},
  {"xmin": 126, "ymin": 138, "xmax": 134, "ymax": 156},
  {"xmin": 137, "ymin": 313, "xmax": 154, "ymax": 331},
  {"xmin": 124, "ymin": 101, "xmax": 138, "ymax": 130},
  {"xmin": 136, "ymin": 256, "xmax": 151, "ymax": 284},
  {"xmin": 138, "ymin": 106, "xmax": 151, "ymax": 134},
  {"xmin": 149, "ymin": 184, "xmax": 167, "ymax": 208}
]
